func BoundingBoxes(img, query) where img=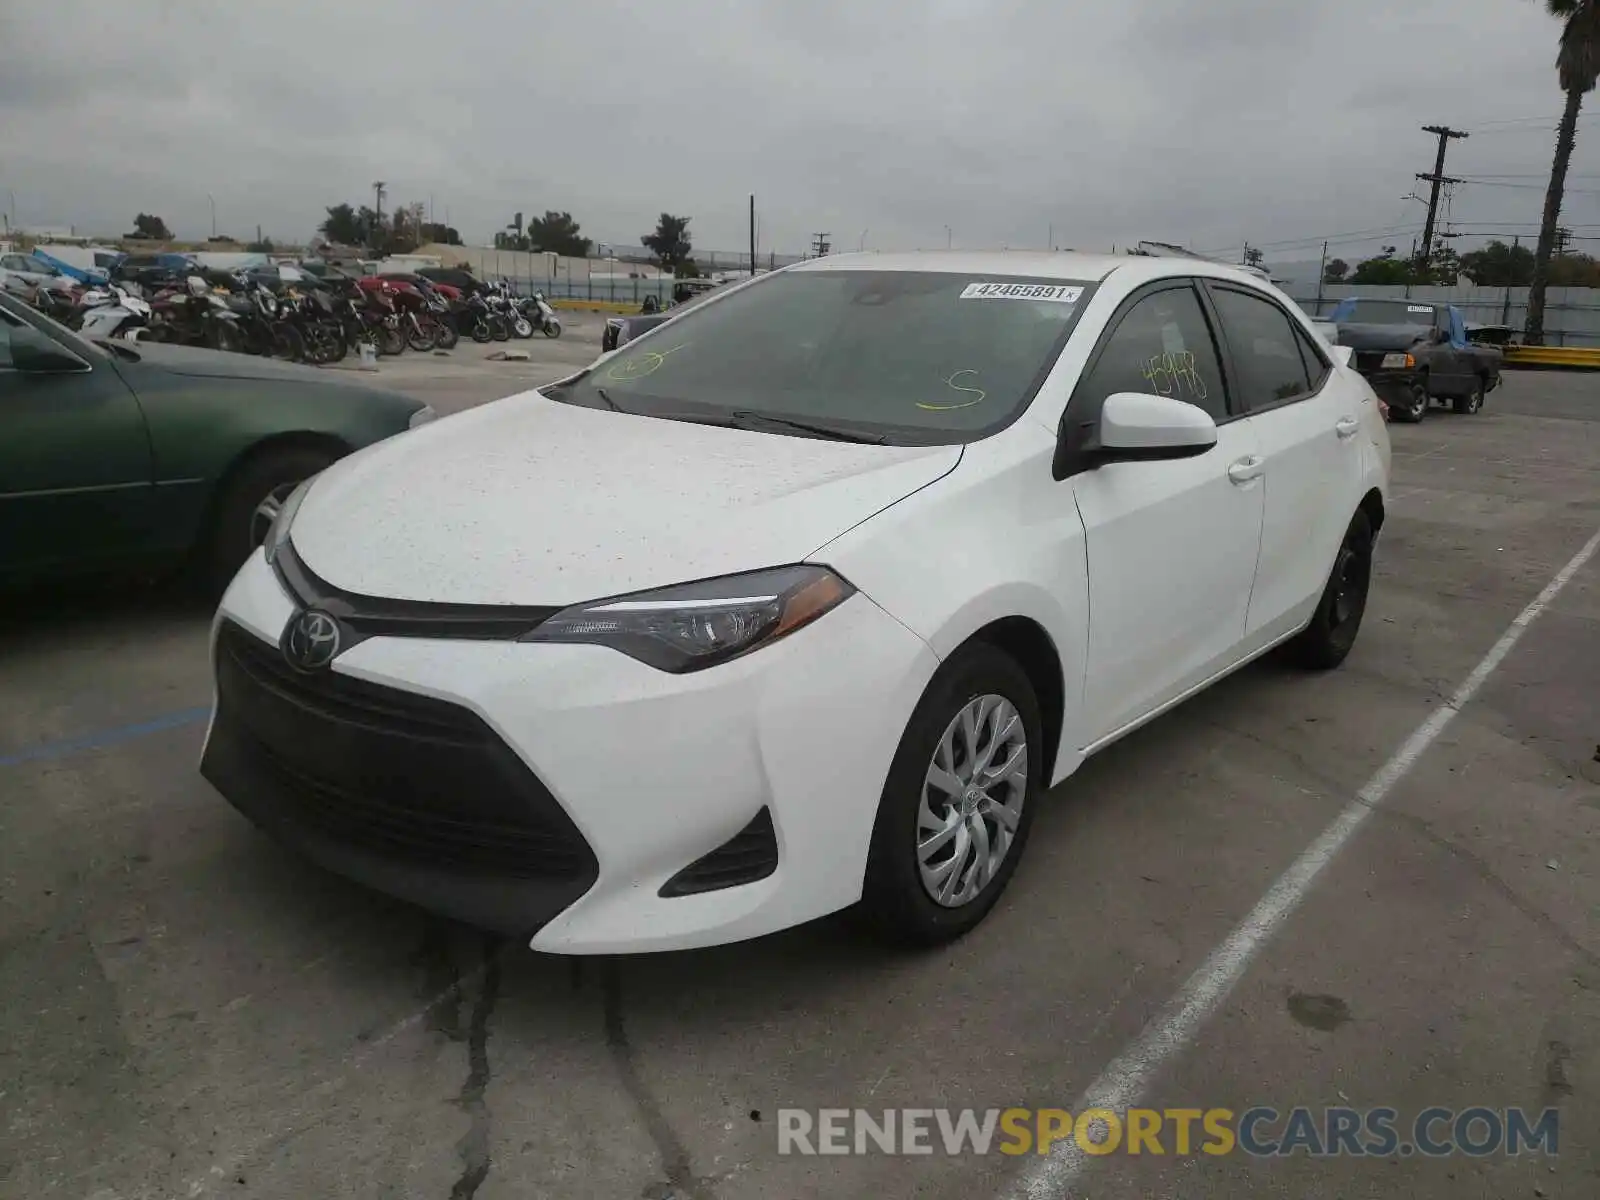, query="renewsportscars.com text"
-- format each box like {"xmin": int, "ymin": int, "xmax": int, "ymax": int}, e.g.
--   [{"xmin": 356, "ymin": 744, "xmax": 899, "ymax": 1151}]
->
[{"xmin": 776, "ymin": 1106, "xmax": 1560, "ymax": 1158}]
